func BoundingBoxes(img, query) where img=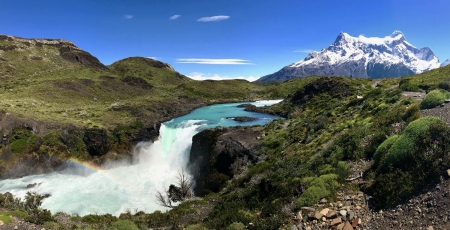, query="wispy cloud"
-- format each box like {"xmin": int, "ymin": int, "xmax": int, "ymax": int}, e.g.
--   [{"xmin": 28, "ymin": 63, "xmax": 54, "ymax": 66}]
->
[
  {"xmin": 147, "ymin": 57, "xmax": 158, "ymax": 60},
  {"xmin": 170, "ymin": 15, "xmax": 181, "ymax": 20},
  {"xmin": 124, "ymin": 14, "xmax": 133, "ymax": 19},
  {"xmin": 197, "ymin": 15, "xmax": 230, "ymax": 22},
  {"xmin": 186, "ymin": 72, "xmax": 258, "ymax": 82},
  {"xmin": 294, "ymin": 49, "xmax": 314, "ymax": 53},
  {"xmin": 176, "ymin": 58, "xmax": 252, "ymax": 65}
]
